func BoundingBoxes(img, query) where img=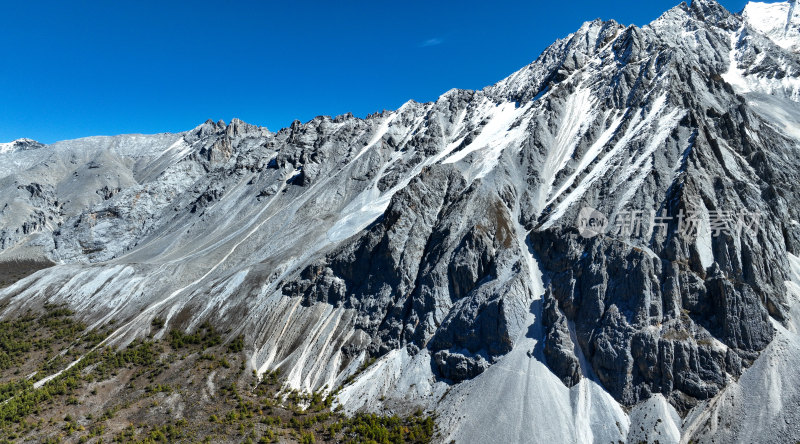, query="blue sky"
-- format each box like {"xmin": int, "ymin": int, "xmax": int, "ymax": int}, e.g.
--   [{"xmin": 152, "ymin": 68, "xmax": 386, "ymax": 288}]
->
[{"xmin": 1, "ymin": 0, "xmax": 753, "ymax": 143}]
